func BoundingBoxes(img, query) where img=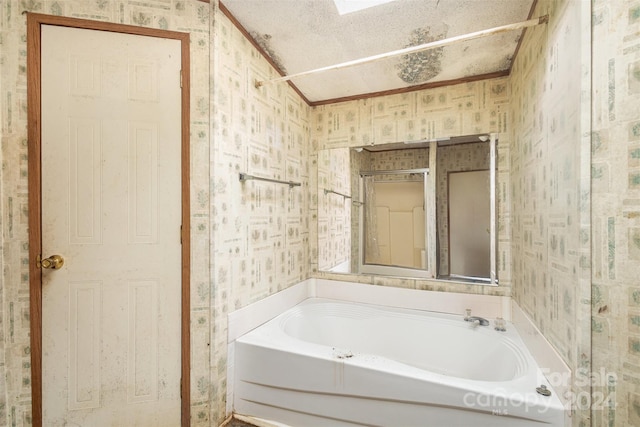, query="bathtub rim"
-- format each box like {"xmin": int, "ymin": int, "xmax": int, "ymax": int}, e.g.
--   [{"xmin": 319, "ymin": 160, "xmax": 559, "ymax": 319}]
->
[
  {"xmin": 270, "ymin": 298, "xmax": 531, "ymax": 383},
  {"xmin": 226, "ymin": 278, "xmax": 570, "ymax": 423},
  {"xmin": 236, "ymin": 297, "xmax": 558, "ymax": 396}
]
